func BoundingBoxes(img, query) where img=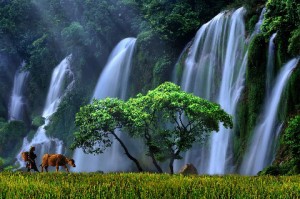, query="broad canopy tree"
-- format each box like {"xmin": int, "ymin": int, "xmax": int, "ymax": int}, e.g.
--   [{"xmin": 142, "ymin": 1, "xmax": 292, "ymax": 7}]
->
[{"xmin": 72, "ymin": 82, "xmax": 233, "ymax": 173}]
